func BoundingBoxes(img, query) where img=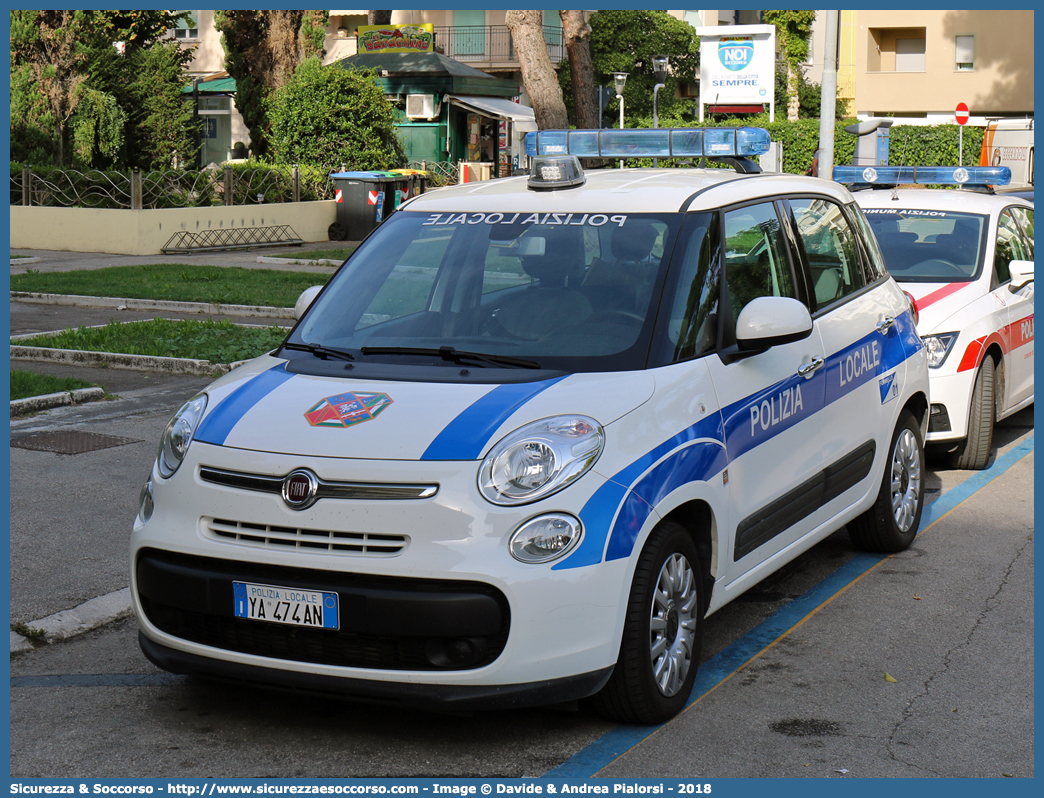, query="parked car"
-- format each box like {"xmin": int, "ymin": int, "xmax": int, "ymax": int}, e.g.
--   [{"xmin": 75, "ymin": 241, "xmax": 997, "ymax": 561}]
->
[
  {"xmin": 839, "ymin": 165, "xmax": 1034, "ymax": 469},
  {"xmin": 133, "ymin": 129, "xmax": 930, "ymax": 724}
]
